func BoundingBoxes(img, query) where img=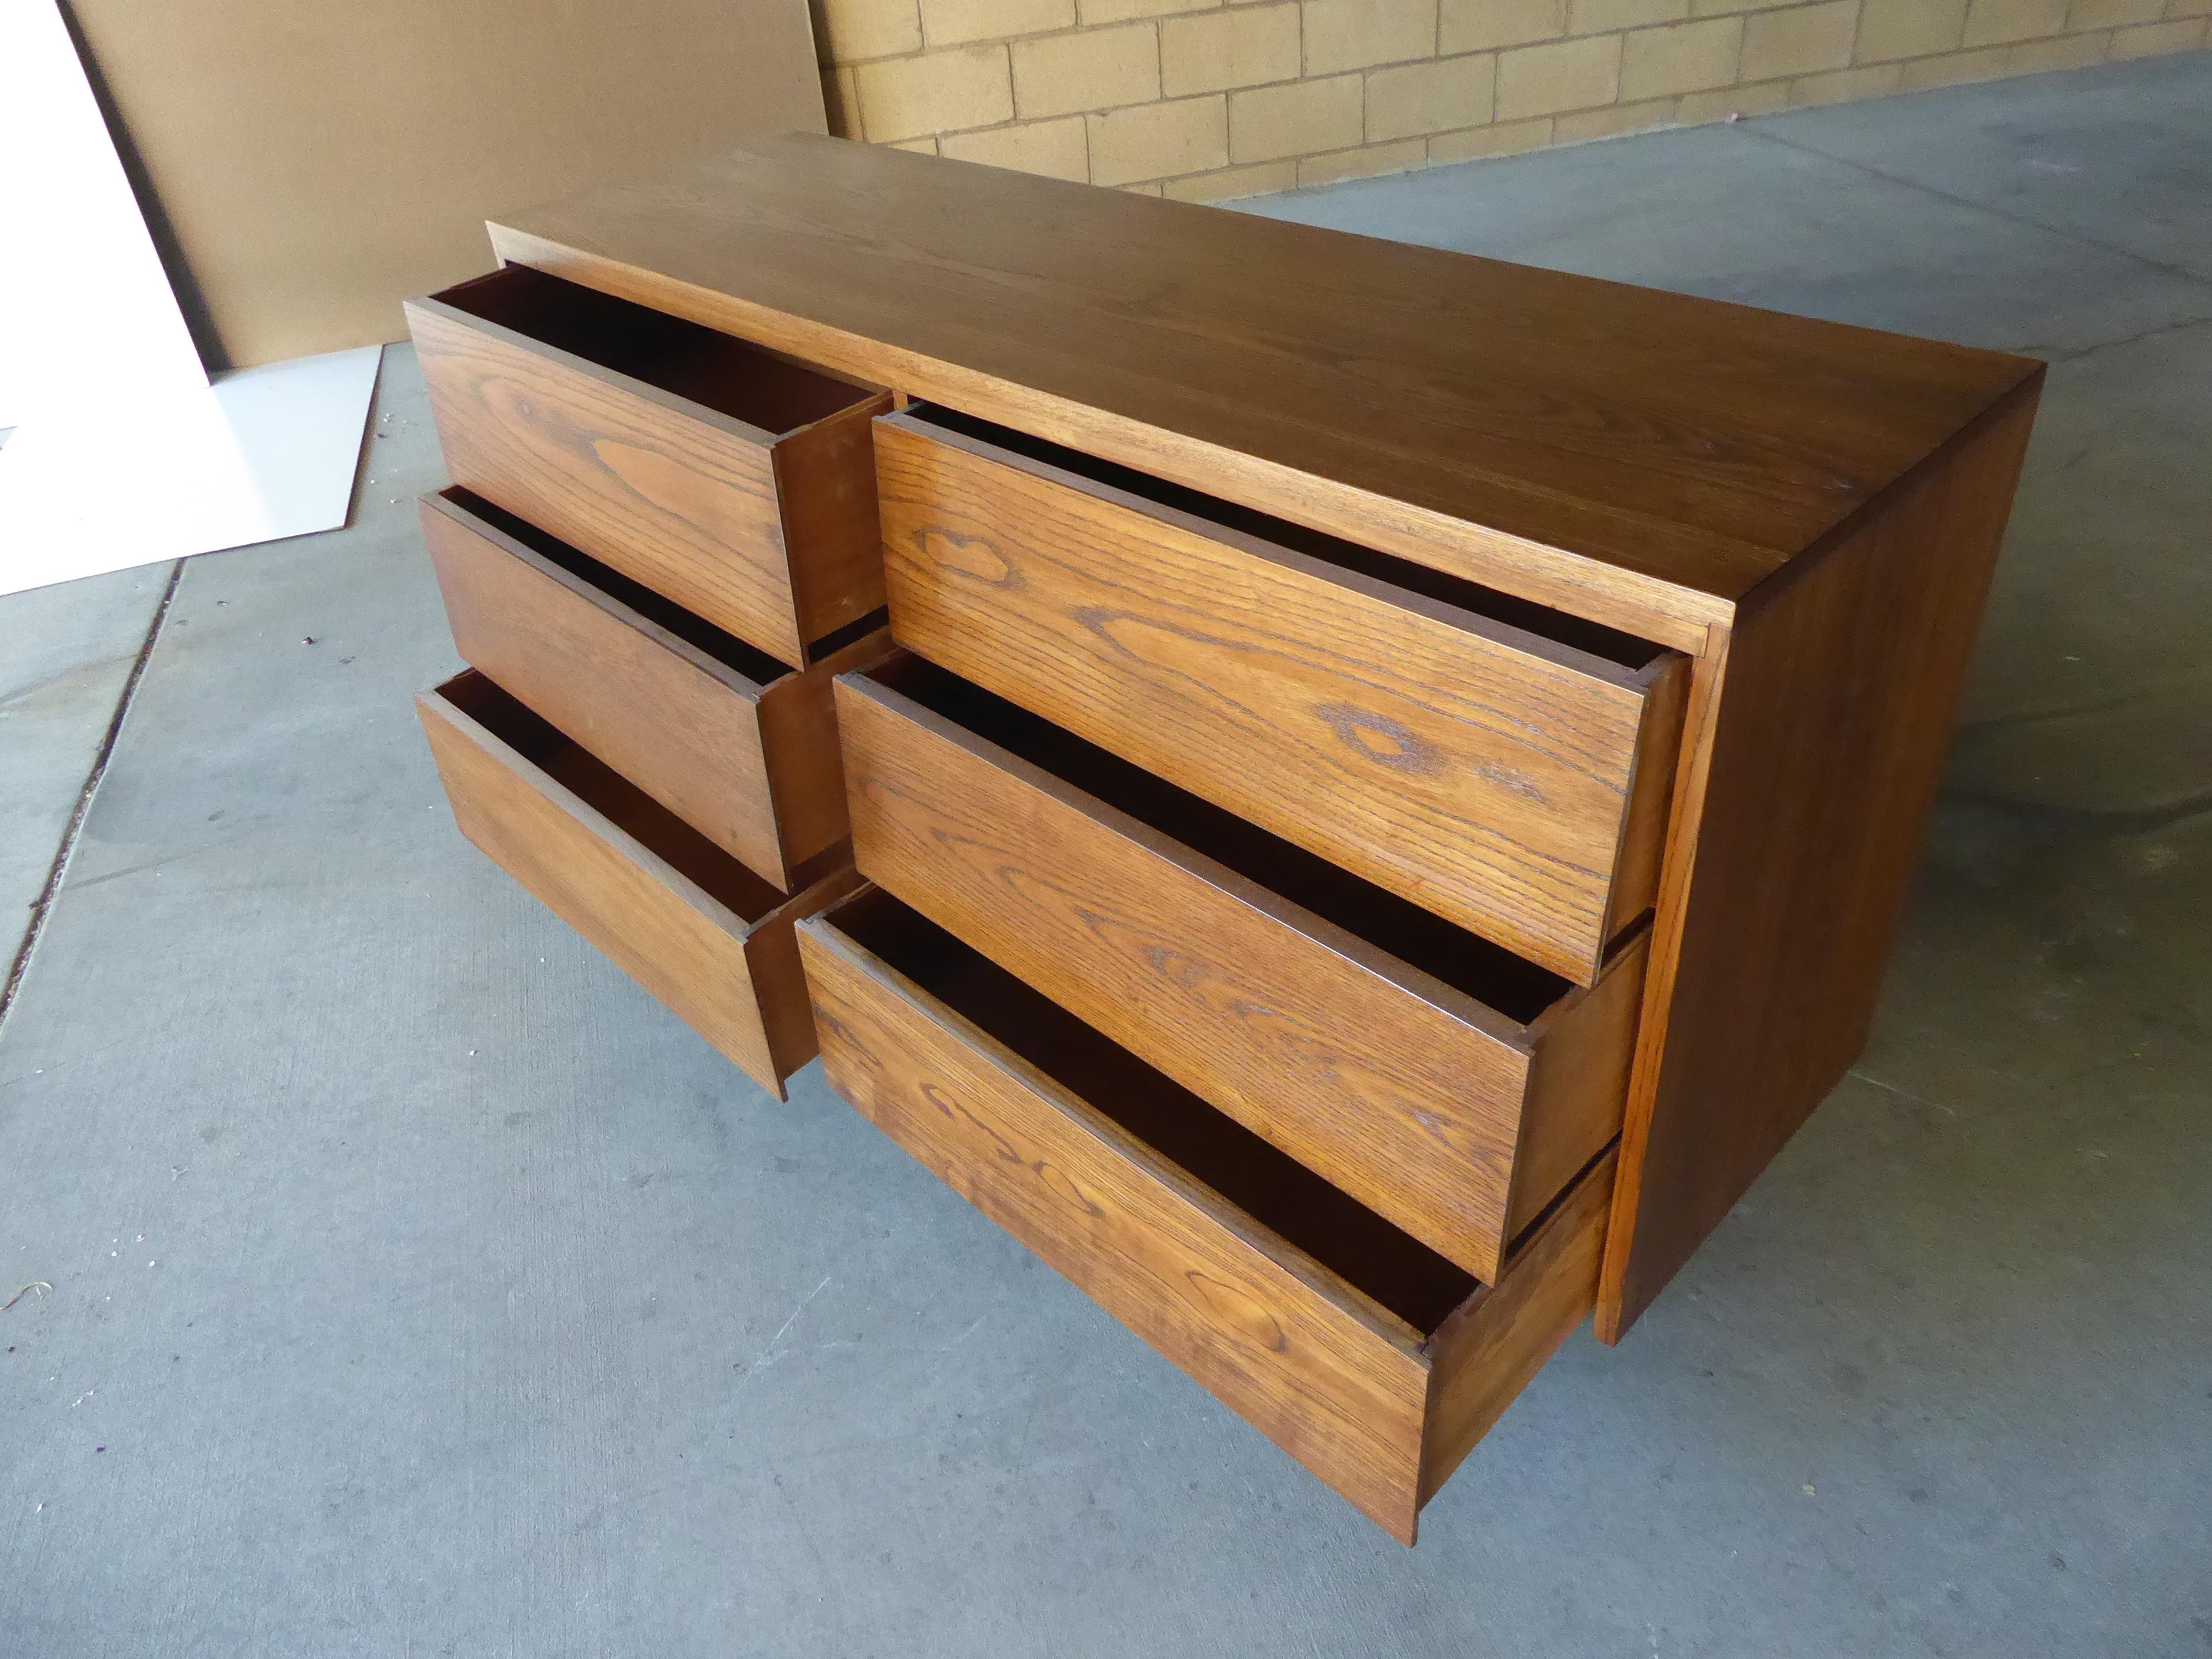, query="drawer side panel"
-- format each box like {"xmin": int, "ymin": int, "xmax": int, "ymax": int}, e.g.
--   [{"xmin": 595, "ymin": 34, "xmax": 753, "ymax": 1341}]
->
[
  {"xmin": 775, "ymin": 395, "xmax": 894, "ymax": 644},
  {"xmin": 1418, "ymin": 1147, "xmax": 1615, "ymax": 1509}
]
